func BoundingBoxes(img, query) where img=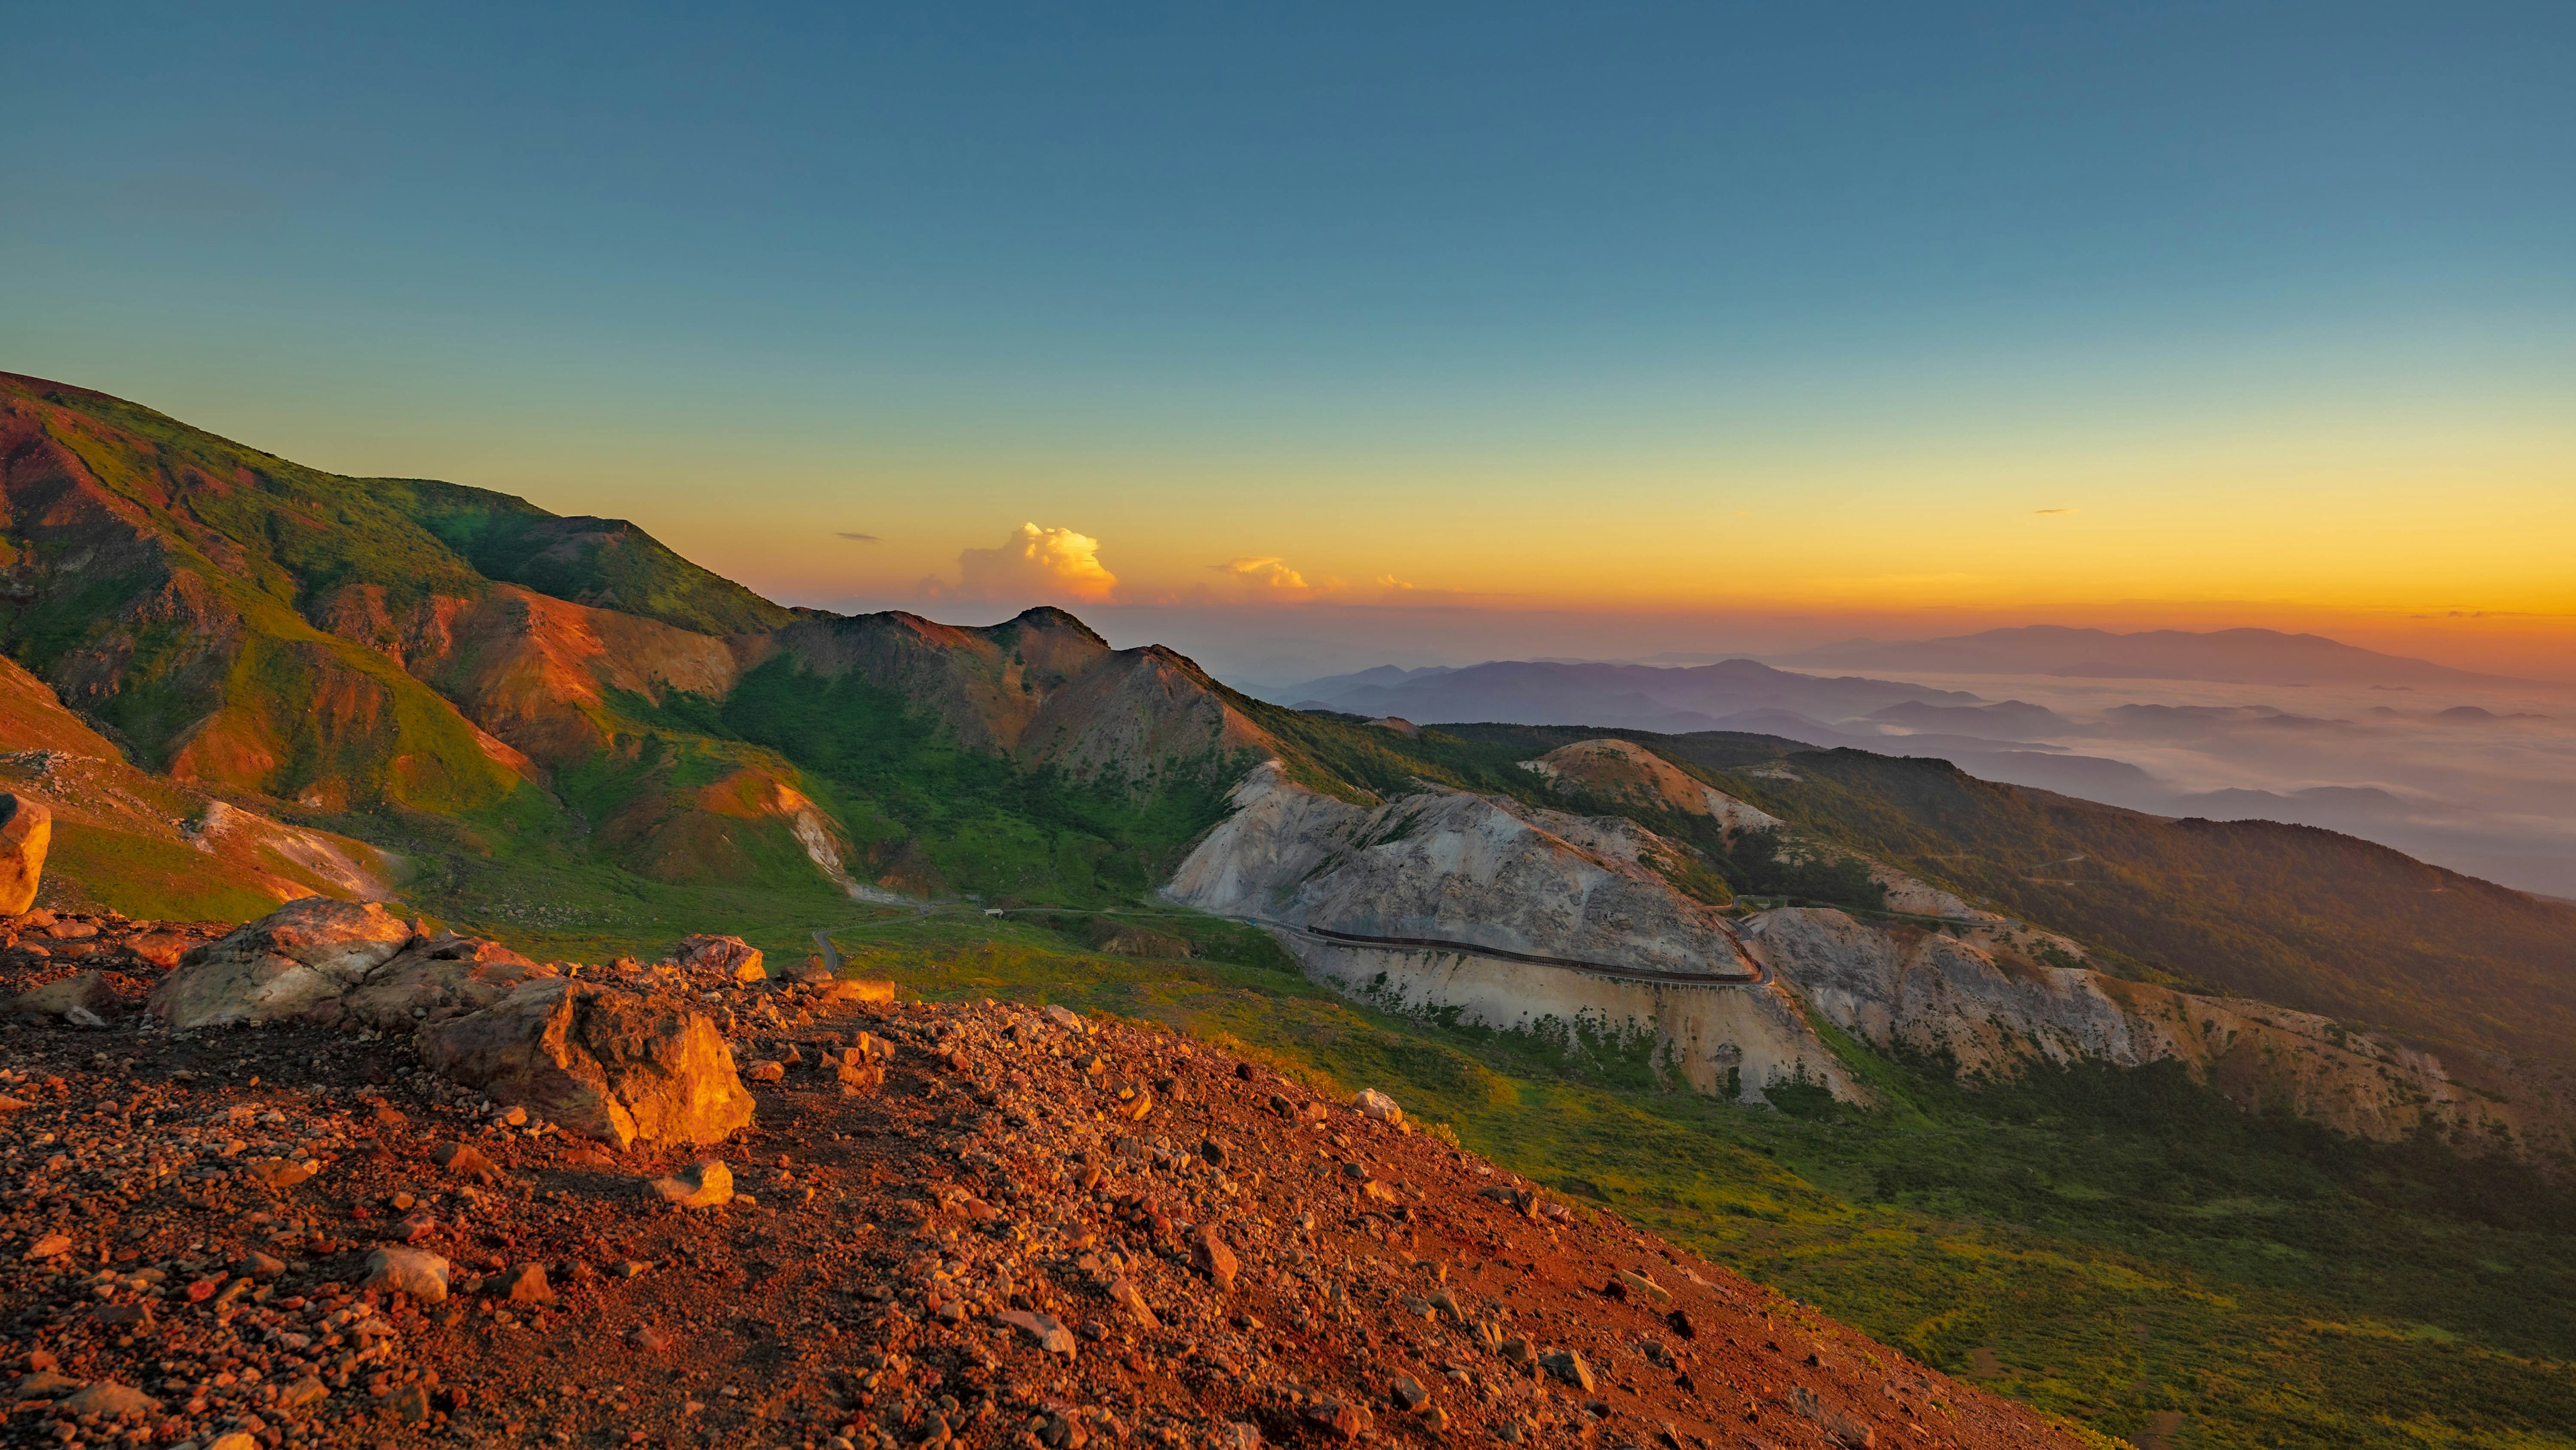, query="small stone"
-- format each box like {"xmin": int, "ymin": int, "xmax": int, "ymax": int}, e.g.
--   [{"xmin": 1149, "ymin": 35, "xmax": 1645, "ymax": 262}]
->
[
  {"xmin": 1211, "ymin": 1424, "xmax": 1262, "ymax": 1449},
  {"xmin": 90, "ymin": 1302, "xmax": 153, "ymax": 1329},
  {"xmin": 207, "ymin": 1434, "xmax": 261, "ymax": 1450},
  {"xmin": 993, "ymin": 1308, "xmax": 1077, "ymax": 1355},
  {"xmin": 648, "ymin": 1159, "xmax": 733, "ymax": 1209},
  {"xmin": 1618, "ymin": 1269, "xmax": 1672, "ymax": 1302},
  {"xmin": 630, "ymin": 1325, "xmax": 674, "ymax": 1353},
  {"xmin": 1198, "ymin": 1136, "xmax": 1229, "ymax": 1168},
  {"xmin": 1540, "ymin": 1349, "xmax": 1595, "ymax": 1392},
  {"xmin": 60, "ymin": 1381, "xmax": 158, "ymax": 1417},
  {"xmin": 748, "ymin": 1060, "xmax": 786, "ymax": 1083},
  {"xmin": 429, "ymin": 1143, "xmax": 503, "ymax": 1180},
  {"xmin": 1191, "ymin": 1227, "xmax": 1238, "ymax": 1291},
  {"xmin": 22, "ymin": 1232, "xmax": 72, "ymax": 1259},
  {"xmin": 1044, "ymin": 1004, "xmax": 1085, "ymax": 1034},
  {"xmin": 386, "ymin": 1381, "xmax": 433, "ymax": 1423},
  {"xmin": 1666, "ymin": 1308, "xmax": 1697, "ymax": 1340},
  {"xmin": 244, "ymin": 1157, "xmax": 317, "ymax": 1190},
  {"xmin": 1304, "ymin": 1396, "xmax": 1372, "ymax": 1439},
  {"xmin": 361, "ymin": 1247, "xmax": 451, "ymax": 1303},
  {"xmin": 276, "ymin": 1376, "xmax": 329, "ymax": 1412},
  {"xmin": 1106, "ymin": 1275, "xmax": 1161, "ymax": 1331},
  {"xmin": 501, "ymin": 1262, "xmax": 556, "ymax": 1304},
  {"xmin": 497, "ymin": 1104, "xmax": 529, "ymax": 1127},
  {"xmin": 13, "ymin": 1369, "xmax": 80, "ymax": 1399},
  {"xmin": 1389, "ymin": 1373, "xmax": 1430, "ymax": 1410}
]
